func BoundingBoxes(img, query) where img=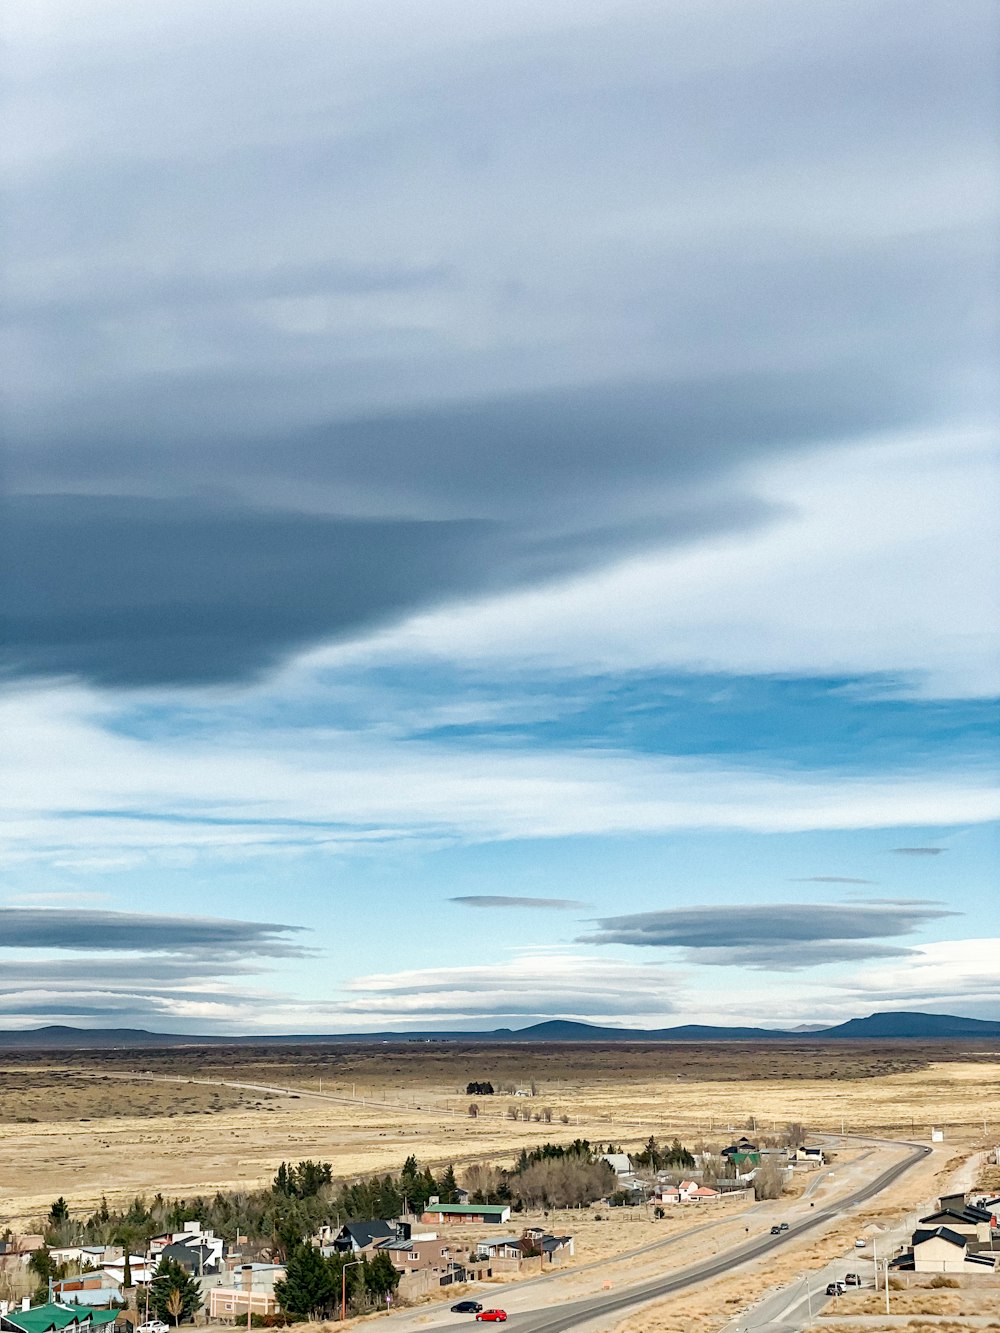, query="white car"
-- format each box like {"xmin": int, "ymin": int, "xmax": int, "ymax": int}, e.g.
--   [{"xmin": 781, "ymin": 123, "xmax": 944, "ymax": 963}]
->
[
  {"xmin": 854, "ymin": 1238, "xmax": 866, "ymax": 1249},
  {"xmin": 137, "ymin": 1322, "xmax": 169, "ymax": 1333}
]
